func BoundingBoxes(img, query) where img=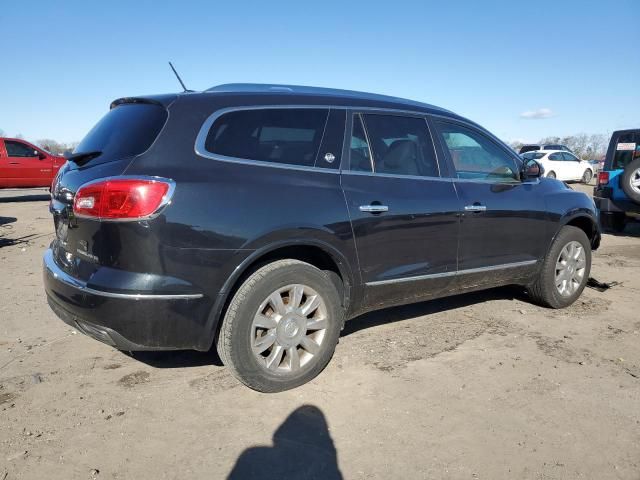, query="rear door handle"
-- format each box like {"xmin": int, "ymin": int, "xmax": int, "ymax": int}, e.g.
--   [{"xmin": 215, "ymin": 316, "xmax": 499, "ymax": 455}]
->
[
  {"xmin": 464, "ymin": 204, "xmax": 487, "ymax": 212},
  {"xmin": 359, "ymin": 204, "xmax": 389, "ymax": 213}
]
